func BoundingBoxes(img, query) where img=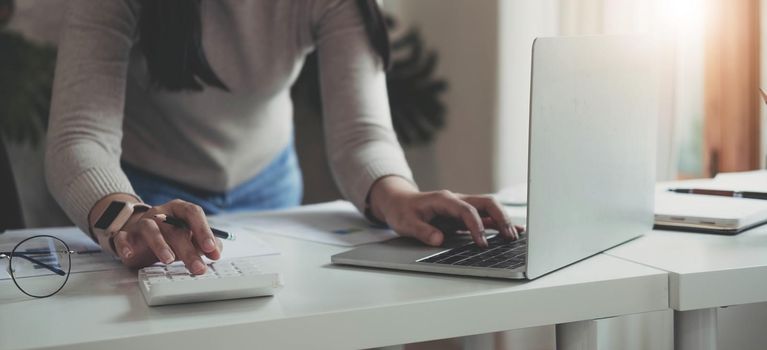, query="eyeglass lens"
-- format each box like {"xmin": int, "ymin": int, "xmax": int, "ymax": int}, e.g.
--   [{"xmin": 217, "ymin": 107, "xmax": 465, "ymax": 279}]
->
[{"xmin": 9, "ymin": 235, "xmax": 72, "ymax": 298}]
